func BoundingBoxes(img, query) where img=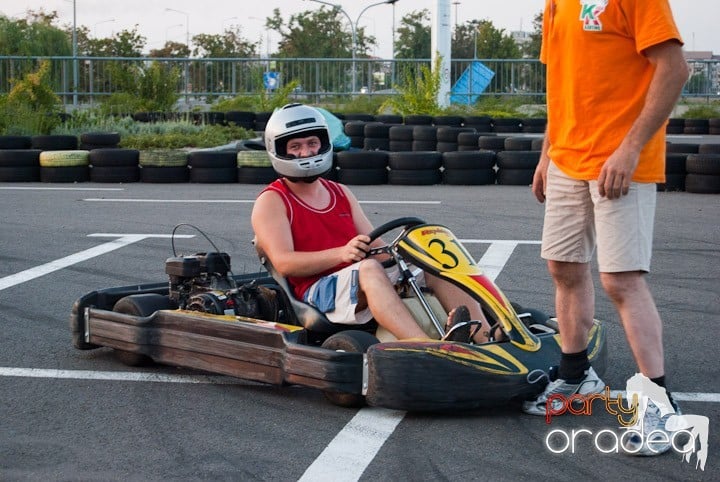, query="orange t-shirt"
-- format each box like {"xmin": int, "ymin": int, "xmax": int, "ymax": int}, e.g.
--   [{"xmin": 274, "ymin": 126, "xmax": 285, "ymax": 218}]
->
[{"xmin": 541, "ymin": 0, "xmax": 683, "ymax": 182}]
